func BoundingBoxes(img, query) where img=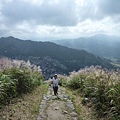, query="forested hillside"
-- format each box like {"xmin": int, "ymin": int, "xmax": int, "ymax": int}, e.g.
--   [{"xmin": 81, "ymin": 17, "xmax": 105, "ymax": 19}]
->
[
  {"xmin": 0, "ymin": 36, "xmax": 115, "ymax": 79},
  {"xmin": 53, "ymin": 34, "xmax": 120, "ymax": 62}
]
